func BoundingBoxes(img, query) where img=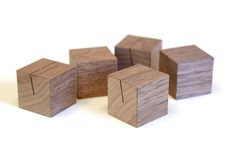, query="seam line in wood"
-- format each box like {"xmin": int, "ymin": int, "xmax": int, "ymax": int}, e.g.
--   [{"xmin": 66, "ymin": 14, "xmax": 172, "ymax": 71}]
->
[
  {"xmin": 123, "ymin": 70, "xmax": 153, "ymax": 81},
  {"xmin": 110, "ymin": 69, "xmax": 153, "ymax": 87},
  {"xmin": 31, "ymin": 62, "xmax": 57, "ymax": 74}
]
